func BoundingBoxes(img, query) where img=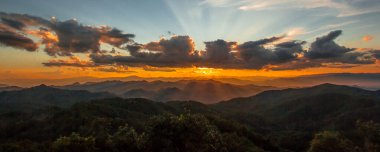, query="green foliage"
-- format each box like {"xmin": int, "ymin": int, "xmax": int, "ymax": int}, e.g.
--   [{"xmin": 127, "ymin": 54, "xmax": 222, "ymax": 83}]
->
[
  {"xmin": 145, "ymin": 113, "xmax": 226, "ymax": 152},
  {"xmin": 268, "ymin": 131, "xmax": 312, "ymax": 152},
  {"xmin": 308, "ymin": 131, "xmax": 357, "ymax": 152},
  {"xmin": 52, "ymin": 133, "xmax": 96, "ymax": 152},
  {"xmin": 221, "ymin": 133, "xmax": 265, "ymax": 152},
  {"xmin": 0, "ymin": 140, "xmax": 42, "ymax": 152},
  {"xmin": 1, "ymin": 83, "xmax": 380, "ymax": 152},
  {"xmin": 356, "ymin": 120, "xmax": 380, "ymax": 152},
  {"xmin": 107, "ymin": 124, "xmax": 145, "ymax": 152},
  {"xmin": 46, "ymin": 112, "xmax": 272, "ymax": 152}
]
